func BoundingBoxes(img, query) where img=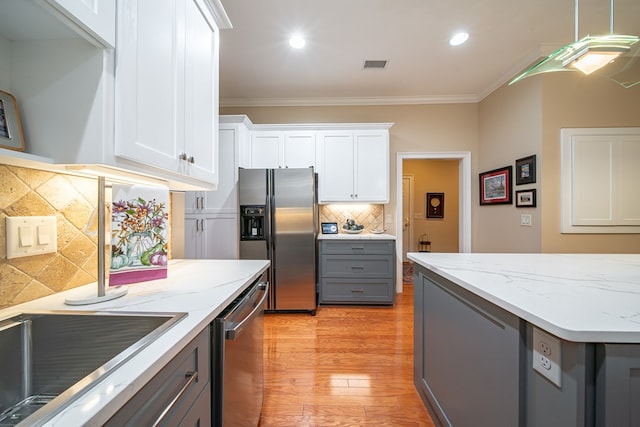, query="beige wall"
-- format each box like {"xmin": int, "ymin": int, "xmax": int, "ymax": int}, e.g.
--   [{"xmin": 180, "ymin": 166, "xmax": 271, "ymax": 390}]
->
[
  {"xmin": 404, "ymin": 159, "xmax": 459, "ymax": 253},
  {"xmin": 221, "ymin": 104, "xmax": 480, "ymax": 246},
  {"xmin": 477, "ymin": 76, "xmax": 543, "ymax": 252},
  {"xmin": 540, "ymin": 73, "xmax": 640, "ymax": 253}
]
